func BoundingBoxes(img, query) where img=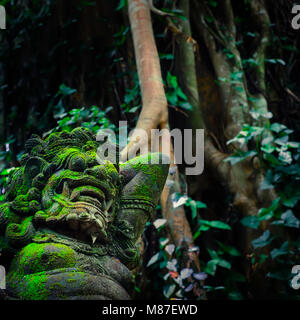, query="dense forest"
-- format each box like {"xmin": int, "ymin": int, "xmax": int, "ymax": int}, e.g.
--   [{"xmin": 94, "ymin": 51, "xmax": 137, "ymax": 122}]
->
[{"xmin": 0, "ymin": 0, "xmax": 300, "ymax": 300}]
